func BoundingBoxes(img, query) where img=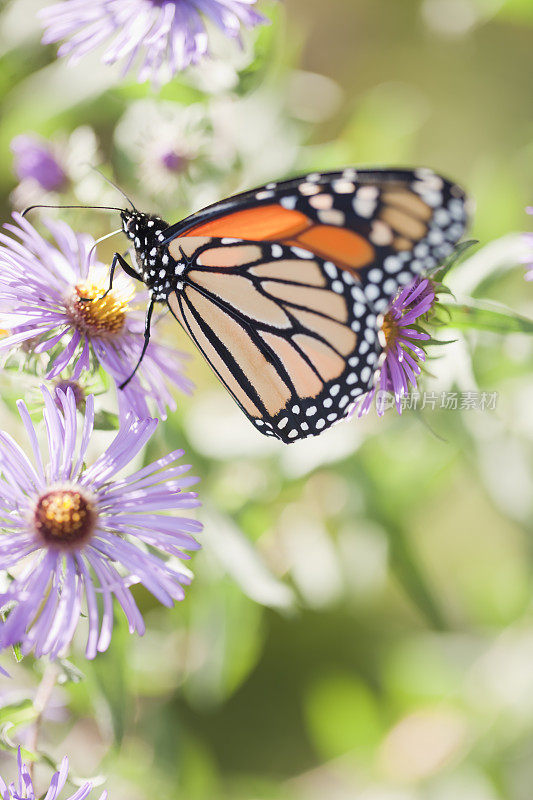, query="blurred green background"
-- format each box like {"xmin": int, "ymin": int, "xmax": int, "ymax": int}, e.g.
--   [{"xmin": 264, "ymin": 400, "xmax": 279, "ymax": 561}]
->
[{"xmin": 1, "ymin": 1, "xmax": 533, "ymax": 799}]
